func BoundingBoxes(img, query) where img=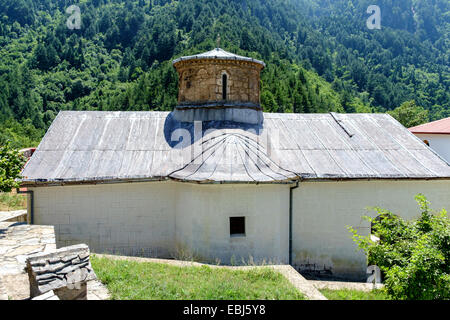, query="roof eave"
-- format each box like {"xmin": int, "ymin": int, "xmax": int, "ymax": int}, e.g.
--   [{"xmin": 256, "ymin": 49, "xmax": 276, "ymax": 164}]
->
[
  {"xmin": 21, "ymin": 175, "xmax": 450, "ymax": 188},
  {"xmin": 172, "ymin": 56, "xmax": 266, "ymax": 68},
  {"xmin": 410, "ymin": 131, "xmax": 450, "ymax": 135}
]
